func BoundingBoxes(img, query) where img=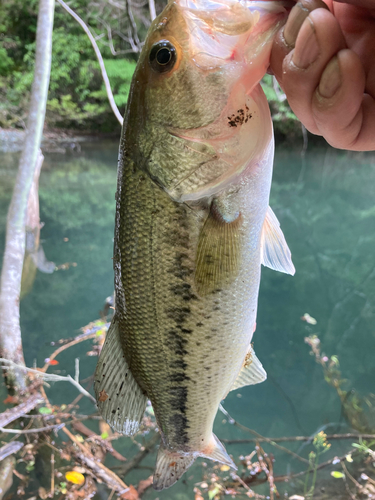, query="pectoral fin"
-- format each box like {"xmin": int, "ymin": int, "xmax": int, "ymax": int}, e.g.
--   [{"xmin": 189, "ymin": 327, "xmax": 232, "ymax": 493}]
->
[
  {"xmin": 94, "ymin": 317, "xmax": 148, "ymax": 435},
  {"xmin": 195, "ymin": 201, "xmax": 242, "ymax": 296},
  {"xmin": 260, "ymin": 206, "xmax": 295, "ymax": 275},
  {"xmin": 231, "ymin": 345, "xmax": 267, "ymax": 391}
]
